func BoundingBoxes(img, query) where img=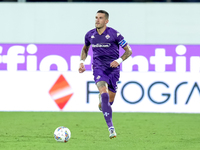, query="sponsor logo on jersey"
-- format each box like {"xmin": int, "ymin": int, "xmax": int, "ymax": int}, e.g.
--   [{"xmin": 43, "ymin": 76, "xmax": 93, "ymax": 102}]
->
[{"xmin": 92, "ymin": 43, "xmax": 111, "ymax": 48}]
